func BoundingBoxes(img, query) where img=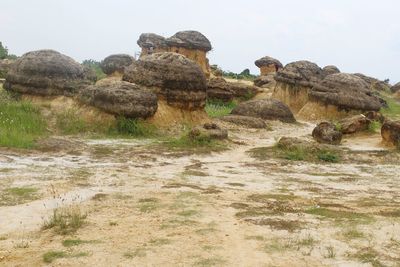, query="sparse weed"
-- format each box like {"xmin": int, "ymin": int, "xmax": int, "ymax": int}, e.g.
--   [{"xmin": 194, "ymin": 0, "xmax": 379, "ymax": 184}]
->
[{"xmin": 42, "ymin": 206, "xmax": 87, "ymax": 235}]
